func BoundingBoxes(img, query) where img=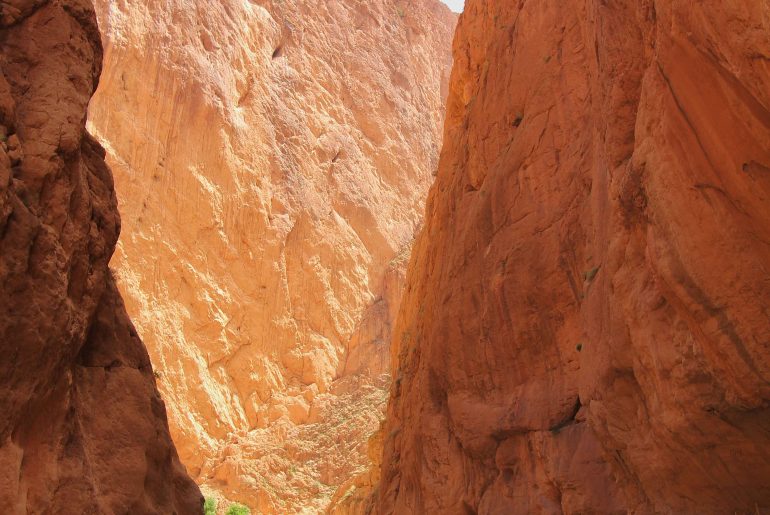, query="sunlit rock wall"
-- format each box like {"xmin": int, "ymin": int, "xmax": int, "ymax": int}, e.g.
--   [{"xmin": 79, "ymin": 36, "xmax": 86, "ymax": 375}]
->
[{"xmin": 87, "ymin": 0, "xmax": 455, "ymax": 511}]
